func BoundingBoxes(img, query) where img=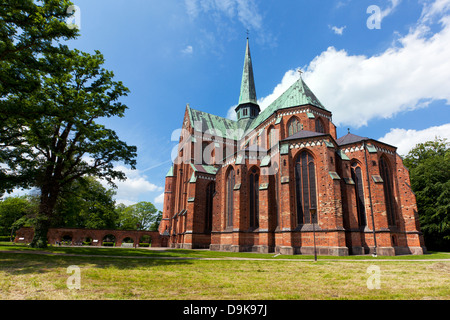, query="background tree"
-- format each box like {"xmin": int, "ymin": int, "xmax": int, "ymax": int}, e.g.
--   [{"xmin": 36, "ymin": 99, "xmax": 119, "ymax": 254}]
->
[
  {"xmin": 0, "ymin": 195, "xmax": 37, "ymax": 238},
  {"xmin": 403, "ymin": 137, "xmax": 450, "ymax": 251},
  {"xmin": 2, "ymin": 49, "xmax": 137, "ymax": 248},
  {"xmin": 1, "ymin": 0, "xmax": 79, "ymax": 195},
  {"xmin": 117, "ymin": 201, "xmax": 161, "ymax": 231},
  {"xmin": 53, "ymin": 176, "xmax": 118, "ymax": 230}
]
